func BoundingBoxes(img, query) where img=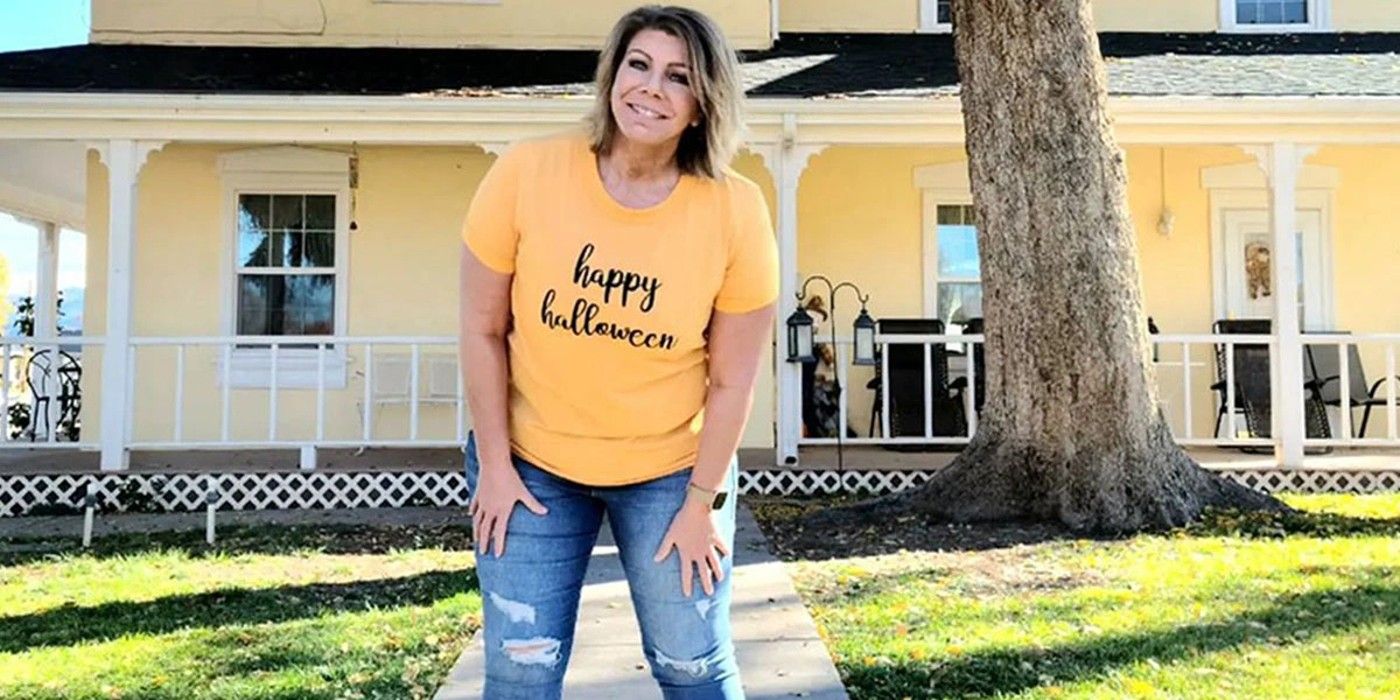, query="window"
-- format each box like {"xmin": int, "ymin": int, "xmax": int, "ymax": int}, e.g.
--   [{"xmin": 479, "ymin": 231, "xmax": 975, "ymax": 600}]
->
[
  {"xmin": 219, "ymin": 147, "xmax": 351, "ymax": 389},
  {"xmin": 1221, "ymin": 0, "xmax": 1329, "ymax": 32},
  {"xmin": 236, "ymin": 194, "xmax": 337, "ymax": 343},
  {"xmin": 918, "ymin": 0, "xmax": 953, "ymax": 33},
  {"xmin": 932, "ymin": 205, "xmax": 982, "ymax": 331}
]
